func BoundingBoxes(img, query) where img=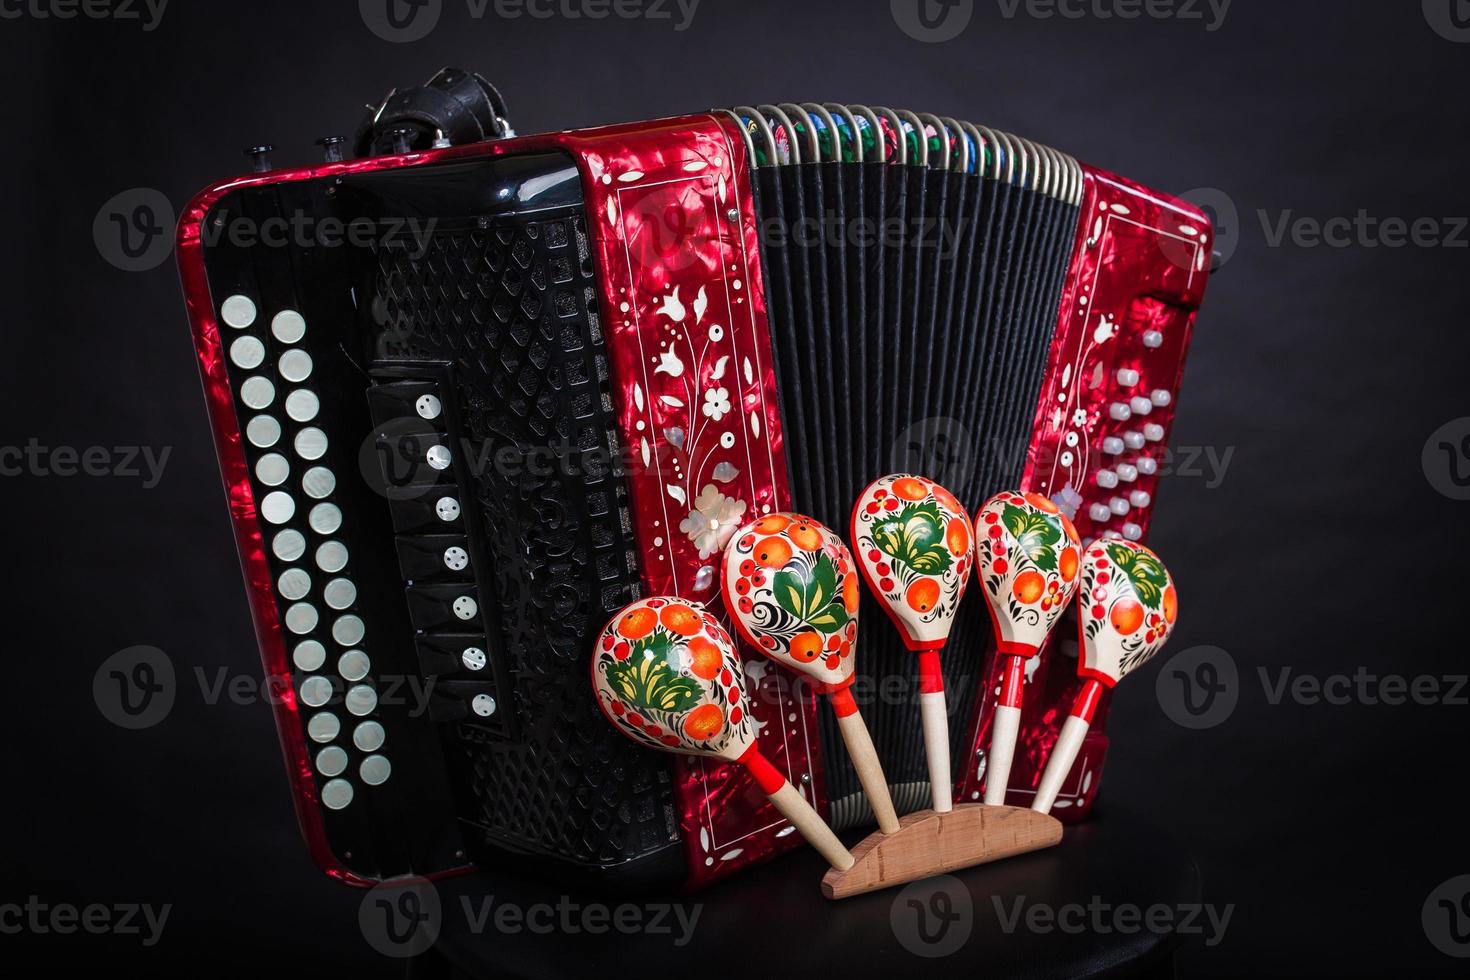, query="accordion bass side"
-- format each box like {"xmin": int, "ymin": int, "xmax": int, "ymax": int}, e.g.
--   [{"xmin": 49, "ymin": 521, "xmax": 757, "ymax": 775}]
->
[{"xmin": 178, "ymin": 106, "xmax": 1212, "ymax": 889}]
